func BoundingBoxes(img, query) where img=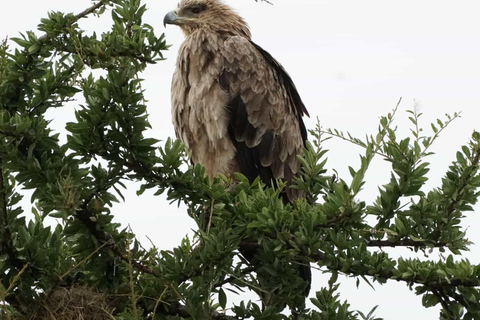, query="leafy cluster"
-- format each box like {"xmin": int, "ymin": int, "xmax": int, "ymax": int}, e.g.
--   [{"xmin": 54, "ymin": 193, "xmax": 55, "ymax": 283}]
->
[{"xmin": 1, "ymin": 1, "xmax": 480, "ymax": 320}]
